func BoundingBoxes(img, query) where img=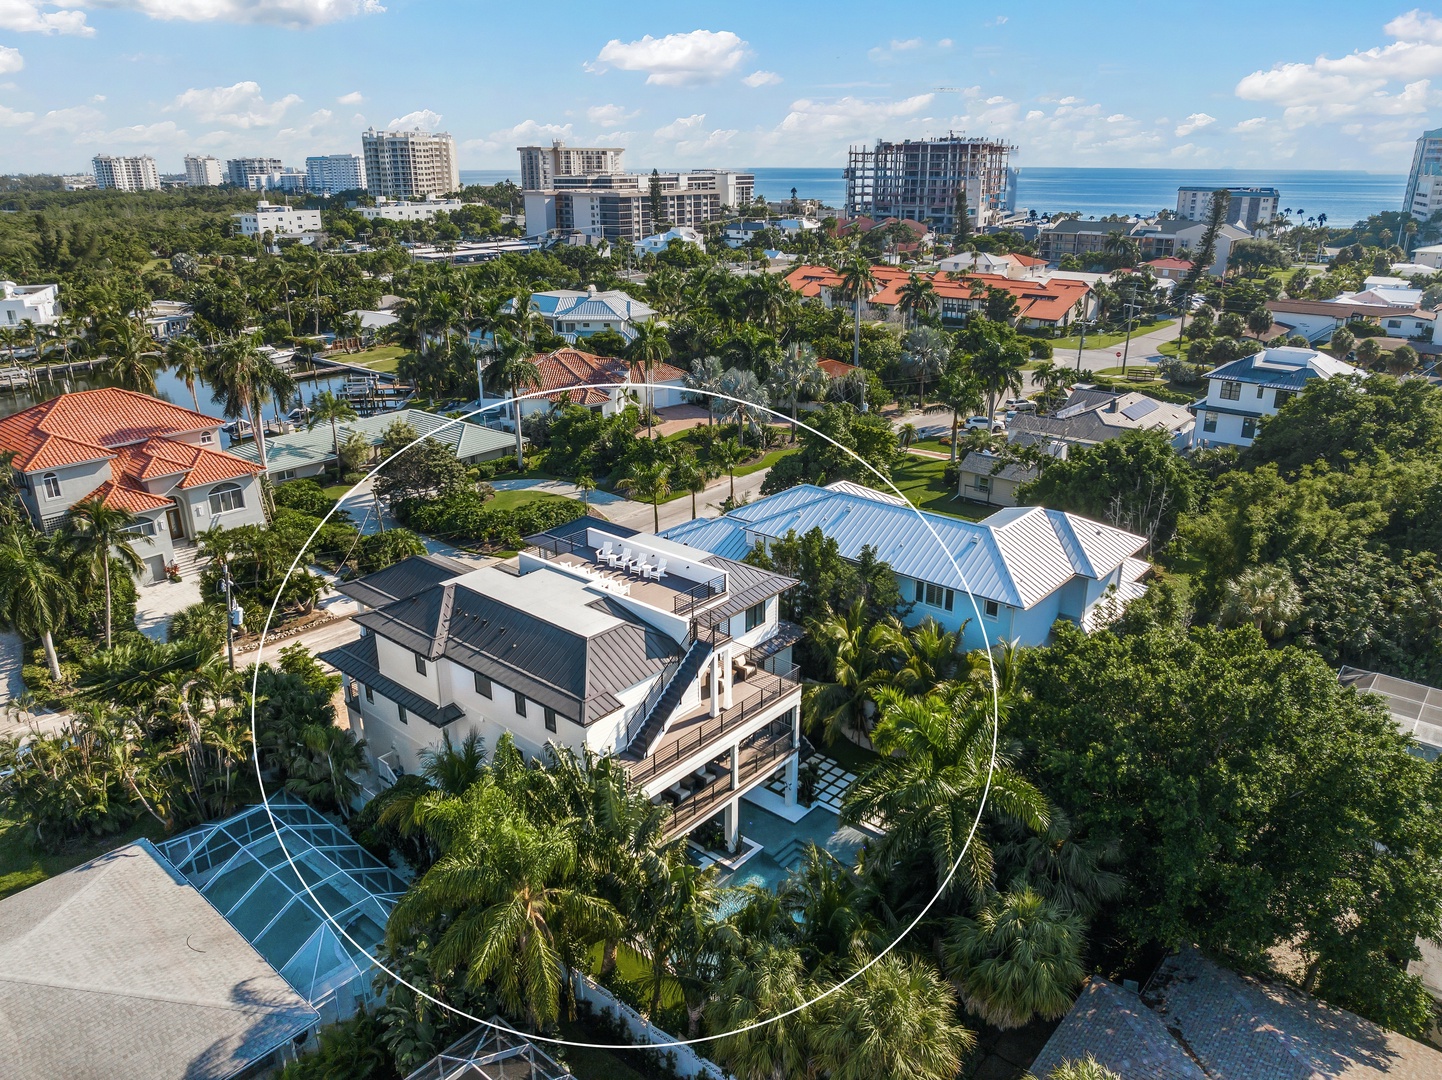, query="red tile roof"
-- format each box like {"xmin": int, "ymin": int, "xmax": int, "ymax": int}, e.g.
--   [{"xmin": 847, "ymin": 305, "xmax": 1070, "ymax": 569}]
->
[
  {"xmin": 817, "ymin": 358, "xmax": 859, "ymax": 379},
  {"xmin": 1011, "ymin": 253, "xmax": 1048, "ymax": 268},
  {"xmin": 783, "ymin": 264, "xmax": 1091, "ymax": 326},
  {"xmin": 525, "ymin": 349, "xmax": 685, "ymax": 407},
  {"xmin": 0, "ymin": 388, "xmax": 260, "ymax": 516},
  {"xmin": 1146, "ymin": 257, "xmax": 1193, "ymax": 270}
]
